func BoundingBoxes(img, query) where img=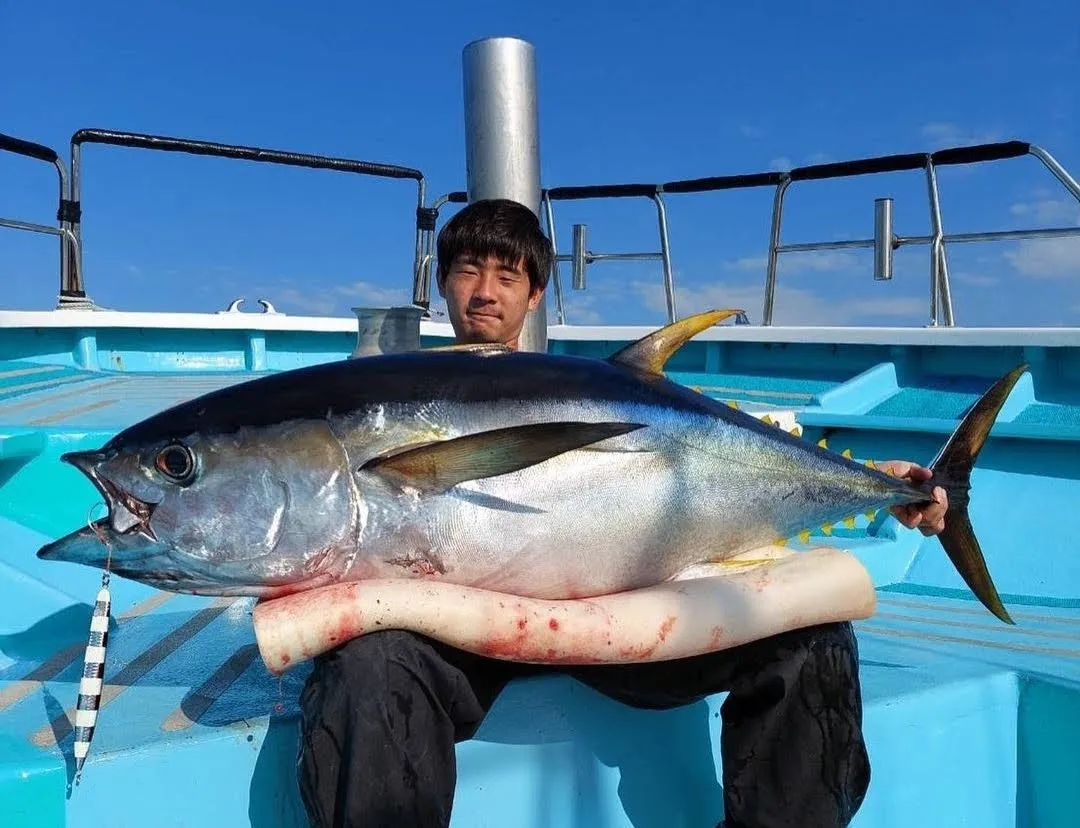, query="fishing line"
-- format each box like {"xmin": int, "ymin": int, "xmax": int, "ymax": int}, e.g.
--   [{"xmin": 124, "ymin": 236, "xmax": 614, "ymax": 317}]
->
[{"xmin": 72, "ymin": 501, "xmax": 113, "ymax": 789}]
